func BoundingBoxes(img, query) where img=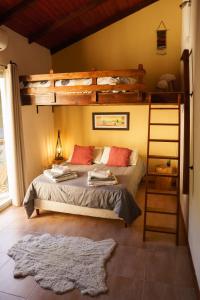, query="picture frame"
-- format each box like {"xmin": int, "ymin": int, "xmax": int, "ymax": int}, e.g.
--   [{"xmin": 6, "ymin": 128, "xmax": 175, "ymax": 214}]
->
[{"xmin": 92, "ymin": 112, "xmax": 129, "ymax": 130}]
